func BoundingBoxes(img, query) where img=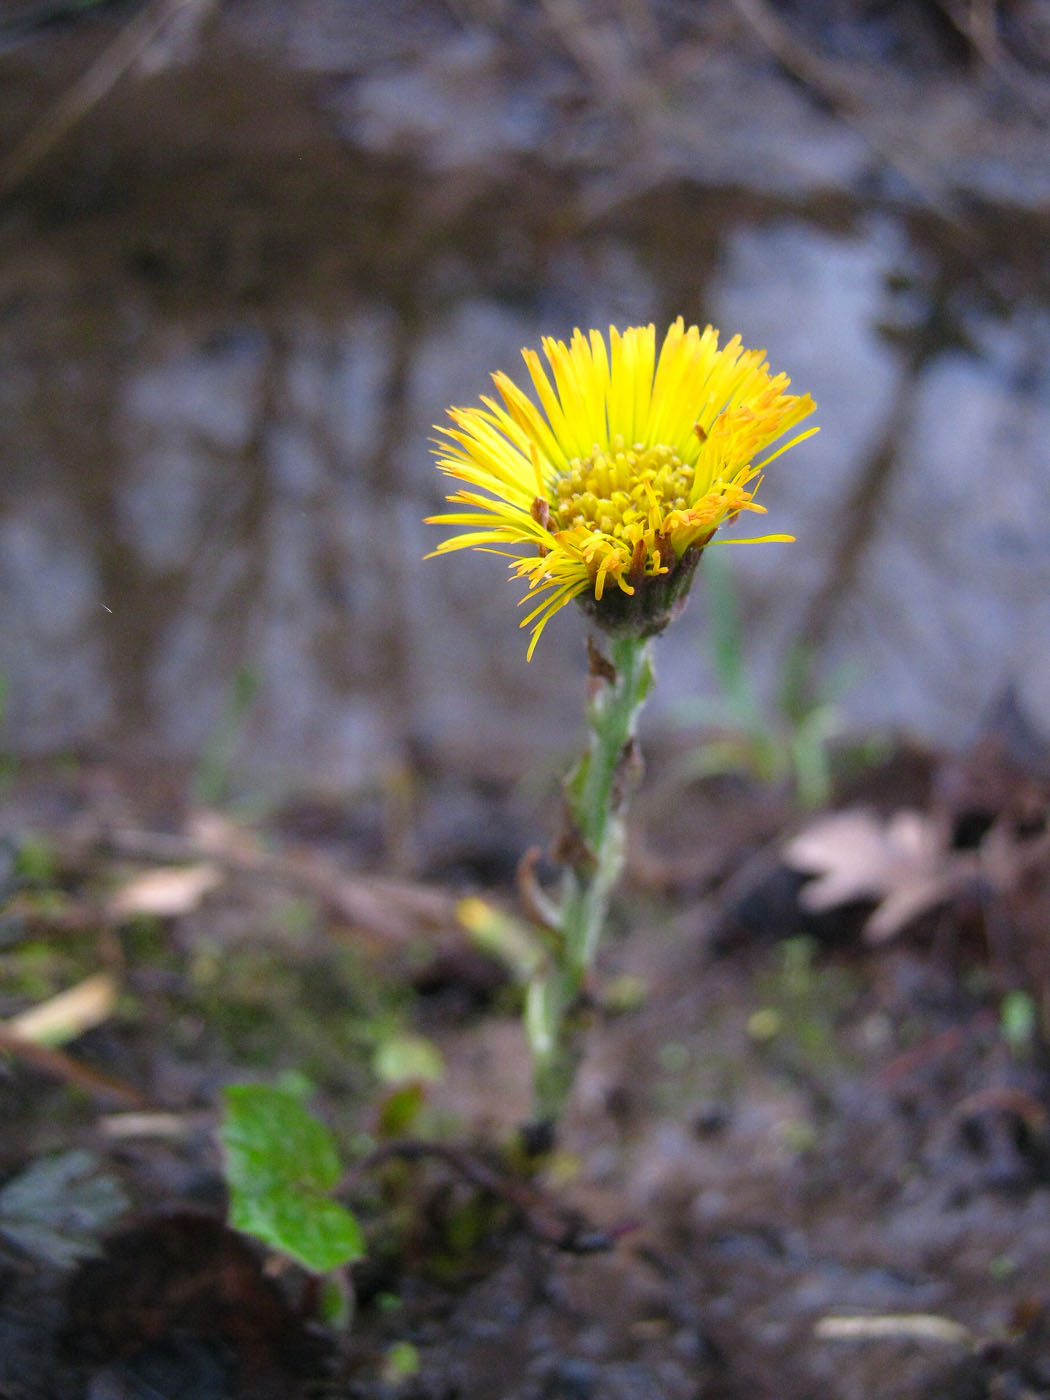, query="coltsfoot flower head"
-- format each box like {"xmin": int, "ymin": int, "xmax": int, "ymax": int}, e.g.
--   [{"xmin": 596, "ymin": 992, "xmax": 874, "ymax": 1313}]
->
[{"xmin": 427, "ymin": 318, "xmax": 817, "ymax": 657}]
